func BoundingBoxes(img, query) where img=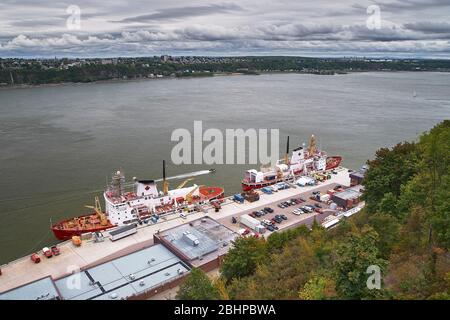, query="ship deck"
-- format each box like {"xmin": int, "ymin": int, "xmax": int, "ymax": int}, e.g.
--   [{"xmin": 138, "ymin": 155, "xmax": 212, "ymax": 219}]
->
[{"xmin": 0, "ymin": 168, "xmax": 351, "ymax": 294}]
